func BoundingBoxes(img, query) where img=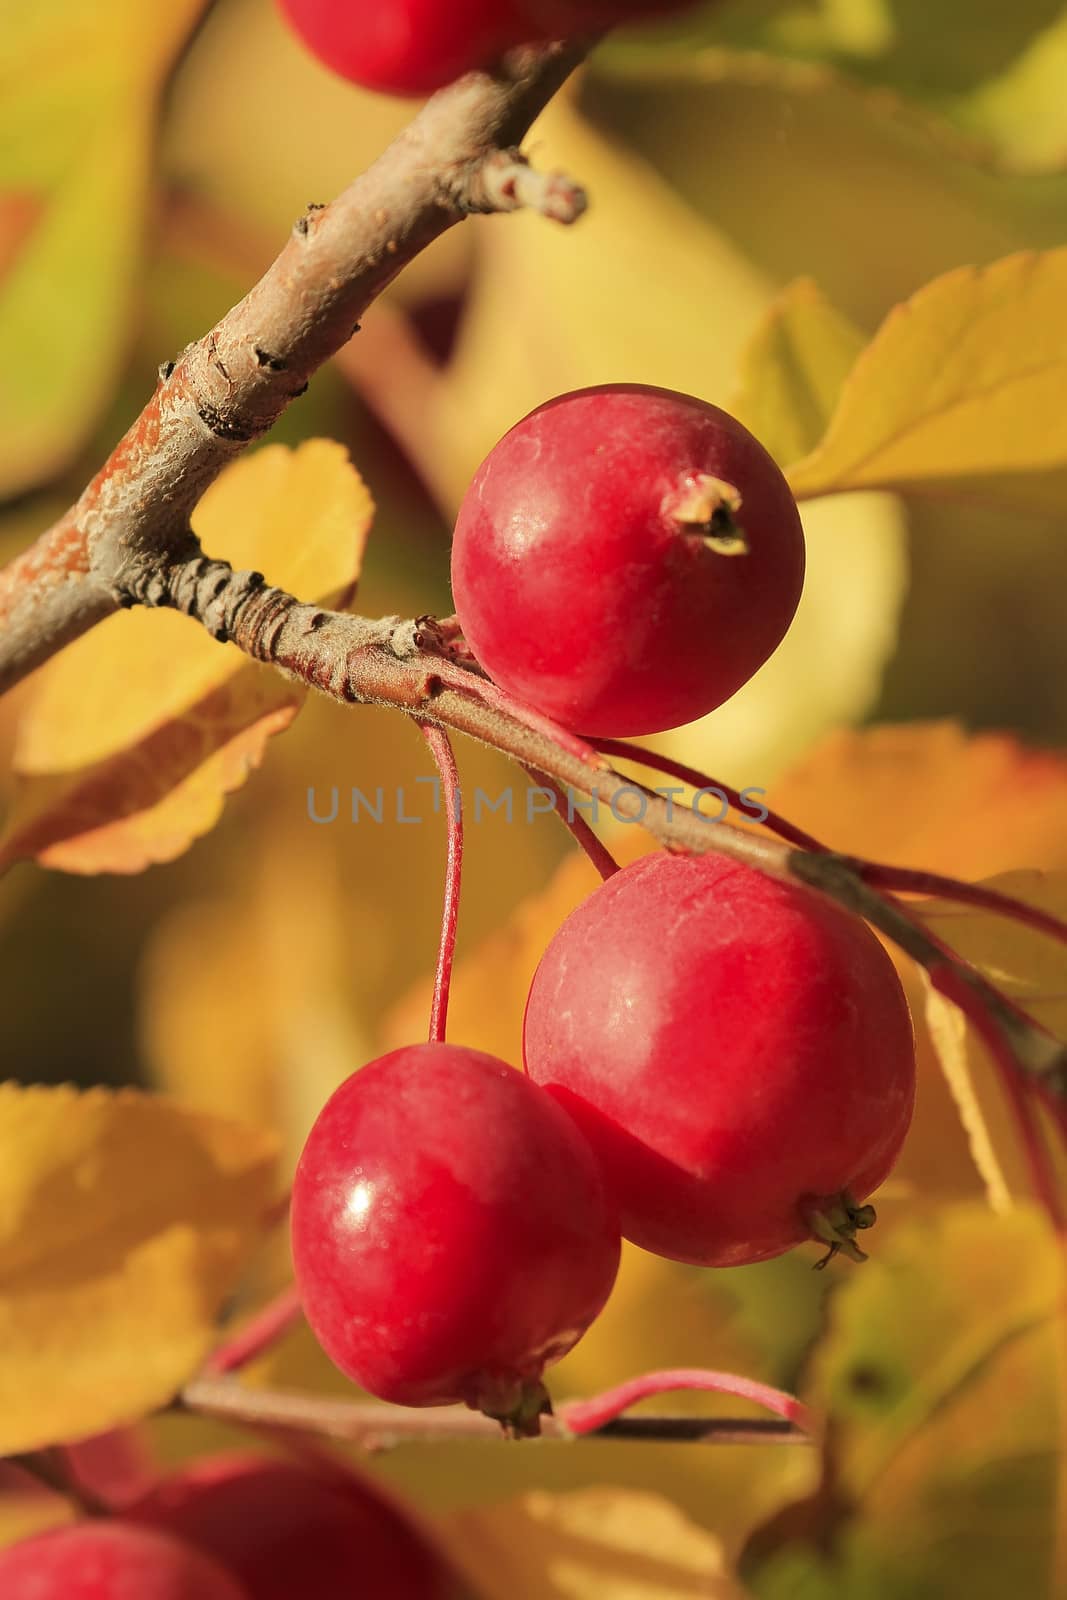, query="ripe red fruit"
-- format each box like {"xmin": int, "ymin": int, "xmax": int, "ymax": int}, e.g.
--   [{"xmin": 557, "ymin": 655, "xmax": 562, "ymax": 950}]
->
[
  {"xmin": 131, "ymin": 1452, "xmax": 451, "ymax": 1600},
  {"xmin": 523, "ymin": 852, "xmax": 915, "ymax": 1267},
  {"xmin": 290, "ymin": 1042, "xmax": 621, "ymax": 1429},
  {"xmin": 276, "ymin": 0, "xmax": 526, "ymax": 96},
  {"xmin": 450, "ymin": 385, "xmax": 805, "ymax": 736},
  {"xmin": 0, "ymin": 1522, "xmax": 247, "ymax": 1600}
]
